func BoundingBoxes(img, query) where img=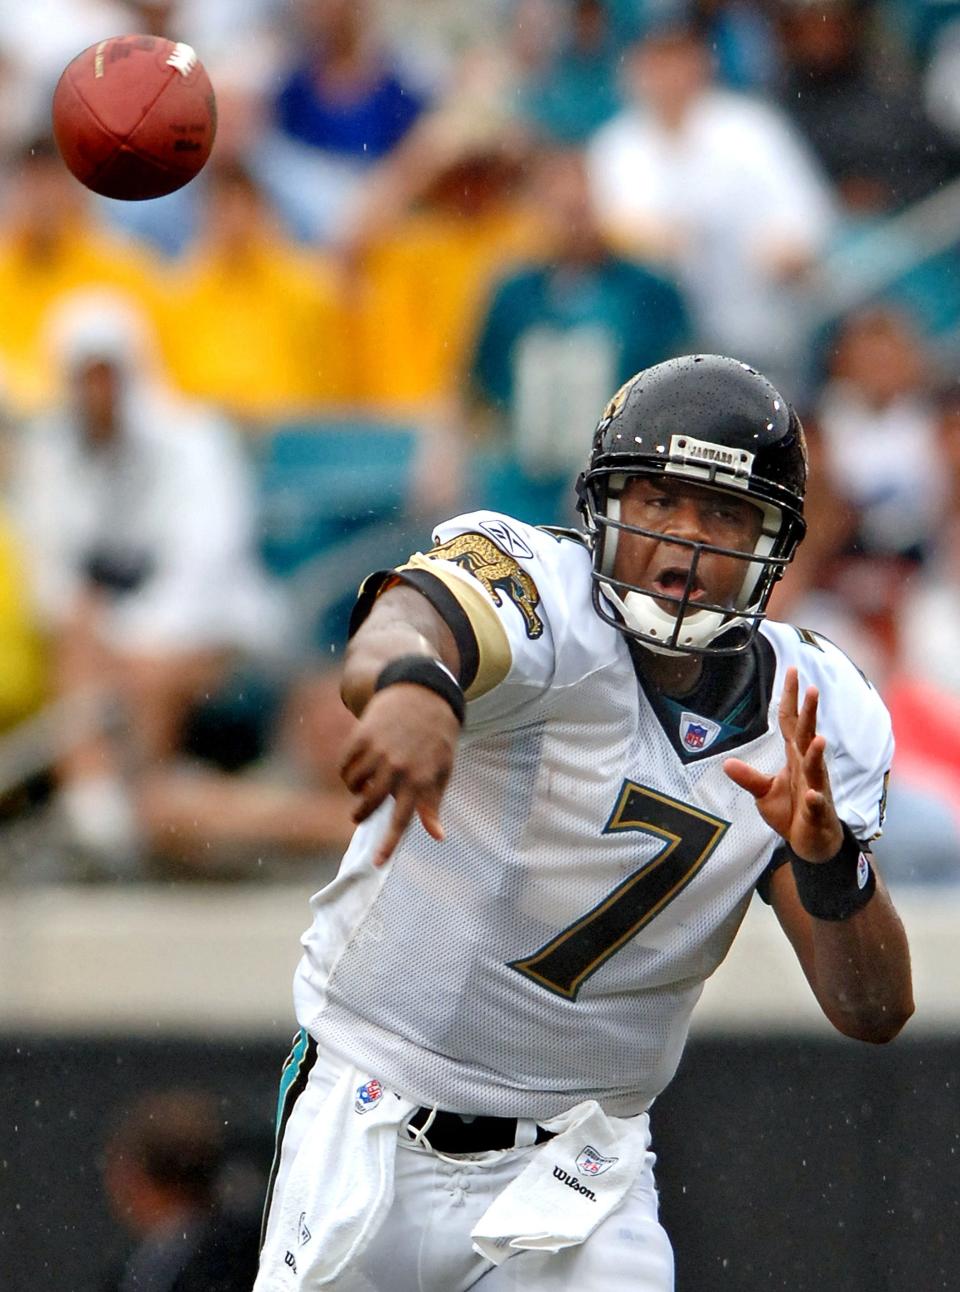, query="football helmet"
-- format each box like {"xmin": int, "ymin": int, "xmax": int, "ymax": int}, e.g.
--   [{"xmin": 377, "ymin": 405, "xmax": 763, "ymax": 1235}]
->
[{"xmin": 576, "ymin": 354, "xmax": 807, "ymax": 655}]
